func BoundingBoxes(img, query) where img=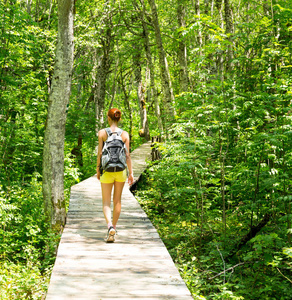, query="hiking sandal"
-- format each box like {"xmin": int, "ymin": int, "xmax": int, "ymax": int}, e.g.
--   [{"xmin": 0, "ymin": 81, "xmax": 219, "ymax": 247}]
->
[{"xmin": 106, "ymin": 226, "xmax": 116, "ymax": 243}]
